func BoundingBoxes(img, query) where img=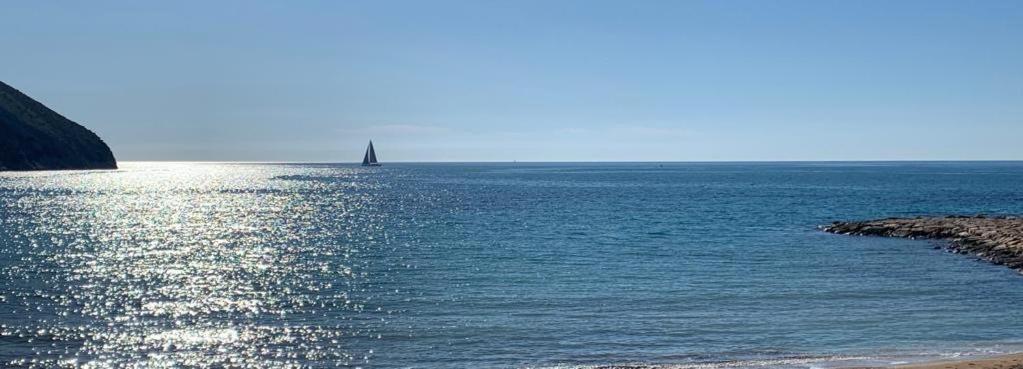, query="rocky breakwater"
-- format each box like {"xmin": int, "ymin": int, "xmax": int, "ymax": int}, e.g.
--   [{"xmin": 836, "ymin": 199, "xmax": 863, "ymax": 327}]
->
[{"xmin": 823, "ymin": 216, "xmax": 1023, "ymax": 272}]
